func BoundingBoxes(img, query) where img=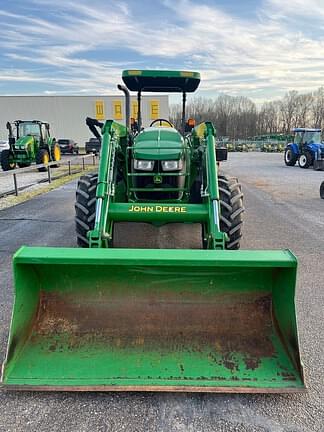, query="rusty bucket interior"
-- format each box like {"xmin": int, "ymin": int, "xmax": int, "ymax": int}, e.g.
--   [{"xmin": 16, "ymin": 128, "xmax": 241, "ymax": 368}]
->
[{"xmin": 1, "ymin": 247, "xmax": 305, "ymax": 392}]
